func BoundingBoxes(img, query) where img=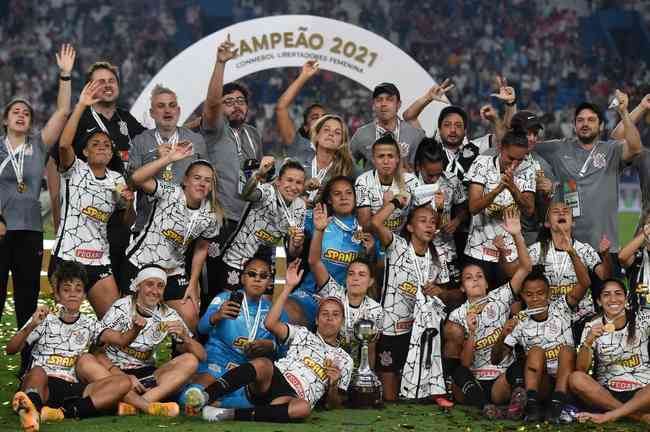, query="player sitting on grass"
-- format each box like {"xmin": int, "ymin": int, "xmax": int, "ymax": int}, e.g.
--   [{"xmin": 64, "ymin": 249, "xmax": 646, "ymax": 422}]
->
[
  {"xmin": 179, "ymin": 255, "xmax": 288, "ymax": 414},
  {"xmin": 200, "ymin": 259, "xmax": 354, "ymax": 422},
  {"xmin": 491, "ymin": 267, "xmax": 587, "ymax": 424},
  {"xmin": 81, "ymin": 265, "xmax": 206, "ymax": 418},
  {"xmin": 571, "ymin": 279, "xmax": 650, "ymax": 424},
  {"xmin": 308, "ymin": 202, "xmax": 383, "ymax": 363},
  {"xmin": 7, "ymin": 261, "xmax": 143, "ymax": 431},
  {"xmin": 444, "ymin": 208, "xmax": 531, "ymax": 419}
]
